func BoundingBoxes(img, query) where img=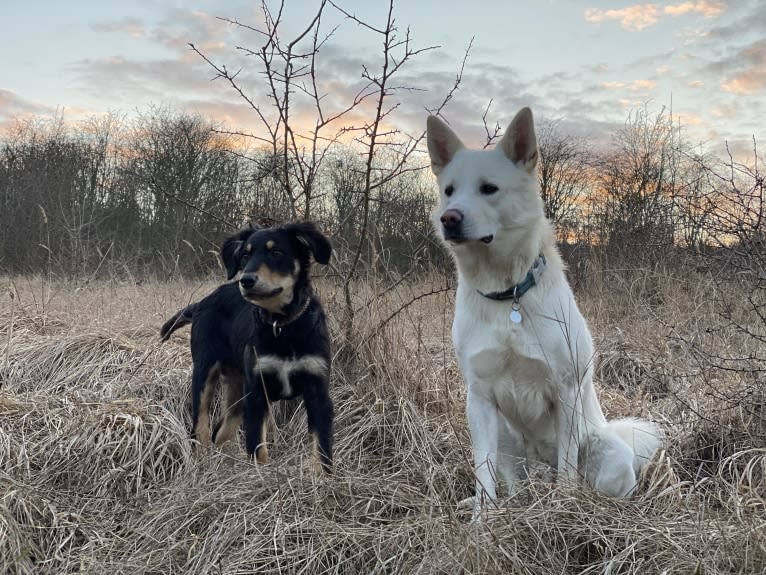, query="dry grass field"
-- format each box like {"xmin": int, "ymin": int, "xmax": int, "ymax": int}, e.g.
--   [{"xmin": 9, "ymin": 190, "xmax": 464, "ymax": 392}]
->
[{"xmin": 1, "ymin": 267, "xmax": 765, "ymax": 574}]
